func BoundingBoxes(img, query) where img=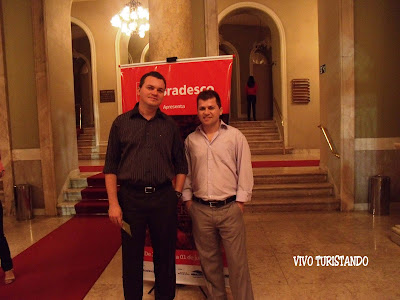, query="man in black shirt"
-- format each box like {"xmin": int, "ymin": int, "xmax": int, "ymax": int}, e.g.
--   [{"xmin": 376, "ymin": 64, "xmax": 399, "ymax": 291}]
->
[{"xmin": 104, "ymin": 71, "xmax": 188, "ymax": 300}]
